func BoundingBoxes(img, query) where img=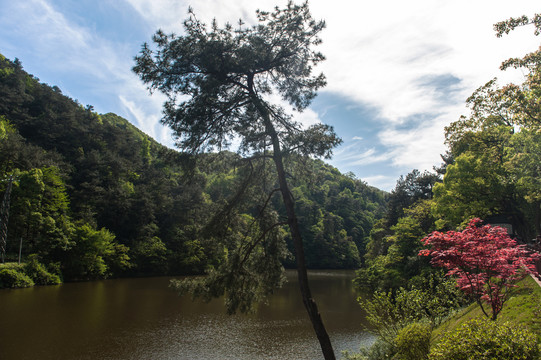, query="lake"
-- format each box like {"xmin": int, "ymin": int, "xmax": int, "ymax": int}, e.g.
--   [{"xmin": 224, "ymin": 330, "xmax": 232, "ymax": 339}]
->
[{"xmin": 0, "ymin": 270, "xmax": 374, "ymax": 359}]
